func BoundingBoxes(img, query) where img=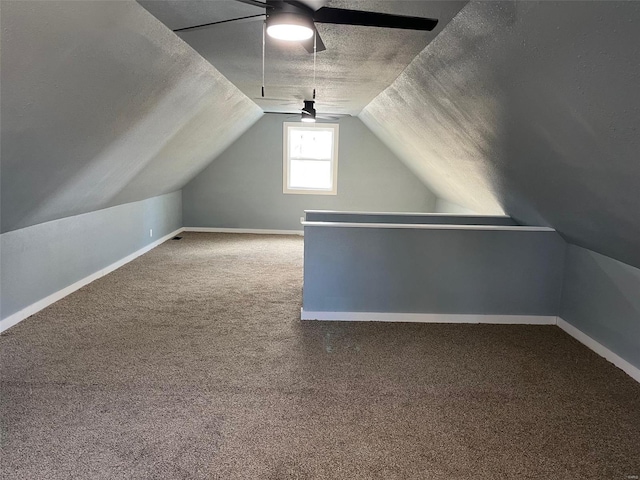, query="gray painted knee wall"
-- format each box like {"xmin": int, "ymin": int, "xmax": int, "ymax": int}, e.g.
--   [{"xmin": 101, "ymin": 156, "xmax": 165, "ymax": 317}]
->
[
  {"xmin": 302, "ymin": 225, "xmax": 566, "ymax": 316},
  {"xmin": 560, "ymin": 245, "xmax": 640, "ymax": 370},
  {"xmin": 0, "ymin": 191, "xmax": 182, "ymax": 324}
]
